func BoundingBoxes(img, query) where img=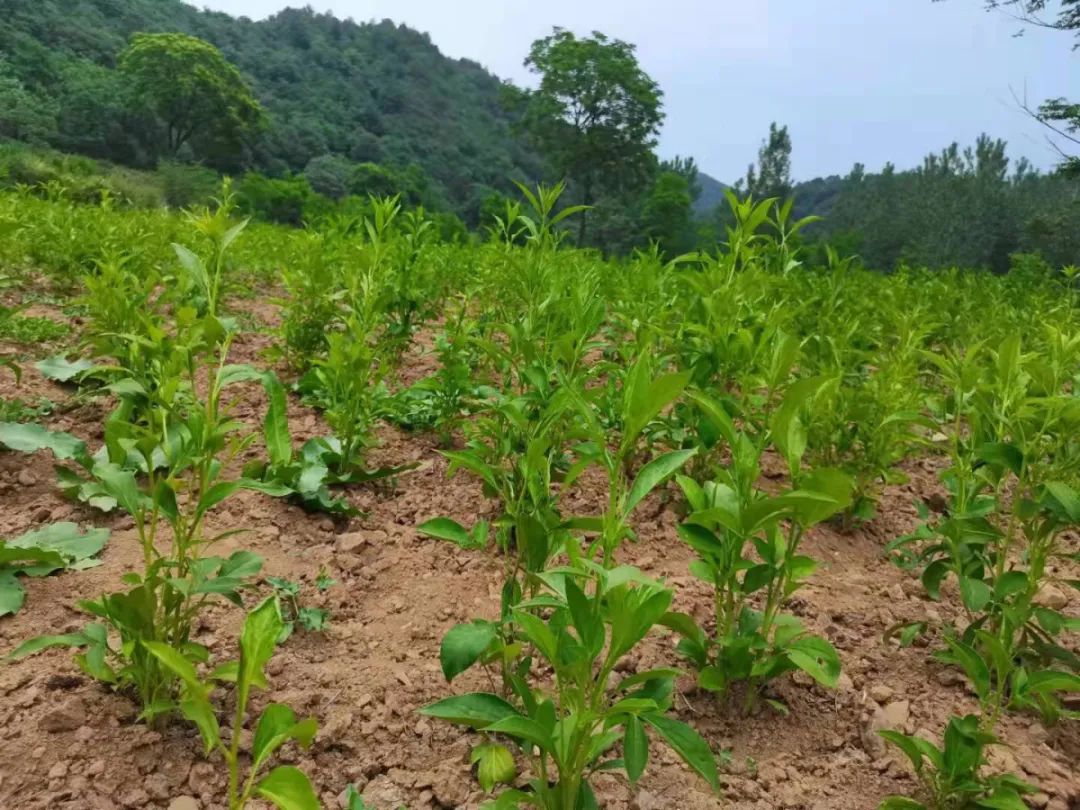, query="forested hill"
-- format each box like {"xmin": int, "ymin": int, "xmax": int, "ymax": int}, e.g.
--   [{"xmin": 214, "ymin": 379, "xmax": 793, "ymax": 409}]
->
[{"xmin": 0, "ymin": 0, "xmax": 544, "ymax": 214}]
